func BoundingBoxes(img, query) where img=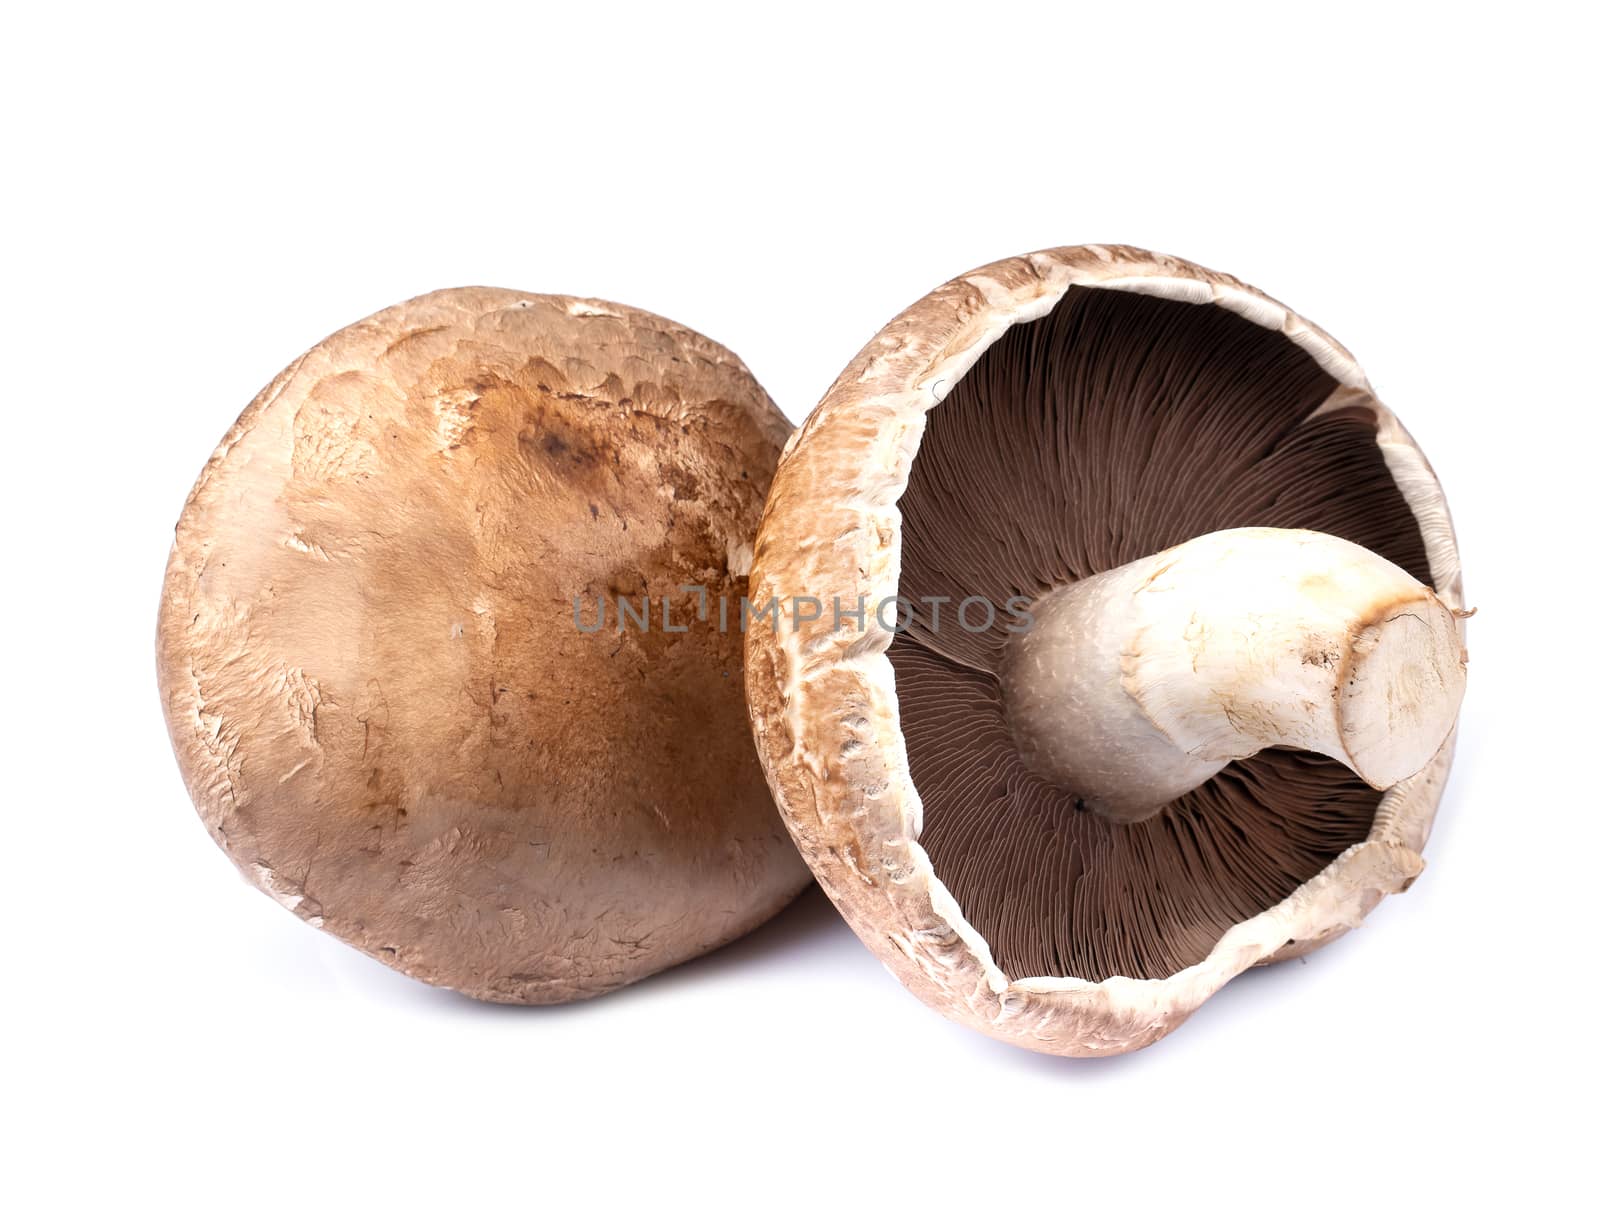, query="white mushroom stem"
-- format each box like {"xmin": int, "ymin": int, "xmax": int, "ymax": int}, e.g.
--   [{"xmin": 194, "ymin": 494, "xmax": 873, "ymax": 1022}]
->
[{"xmin": 1000, "ymin": 528, "xmax": 1468, "ymax": 824}]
